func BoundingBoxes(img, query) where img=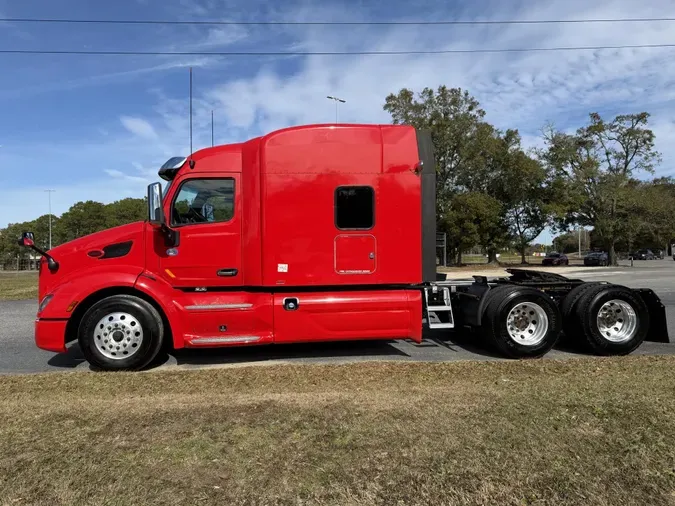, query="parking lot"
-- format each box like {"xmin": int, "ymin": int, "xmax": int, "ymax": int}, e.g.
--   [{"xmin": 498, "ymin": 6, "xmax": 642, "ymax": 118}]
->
[{"xmin": 1, "ymin": 259, "xmax": 674, "ymax": 374}]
